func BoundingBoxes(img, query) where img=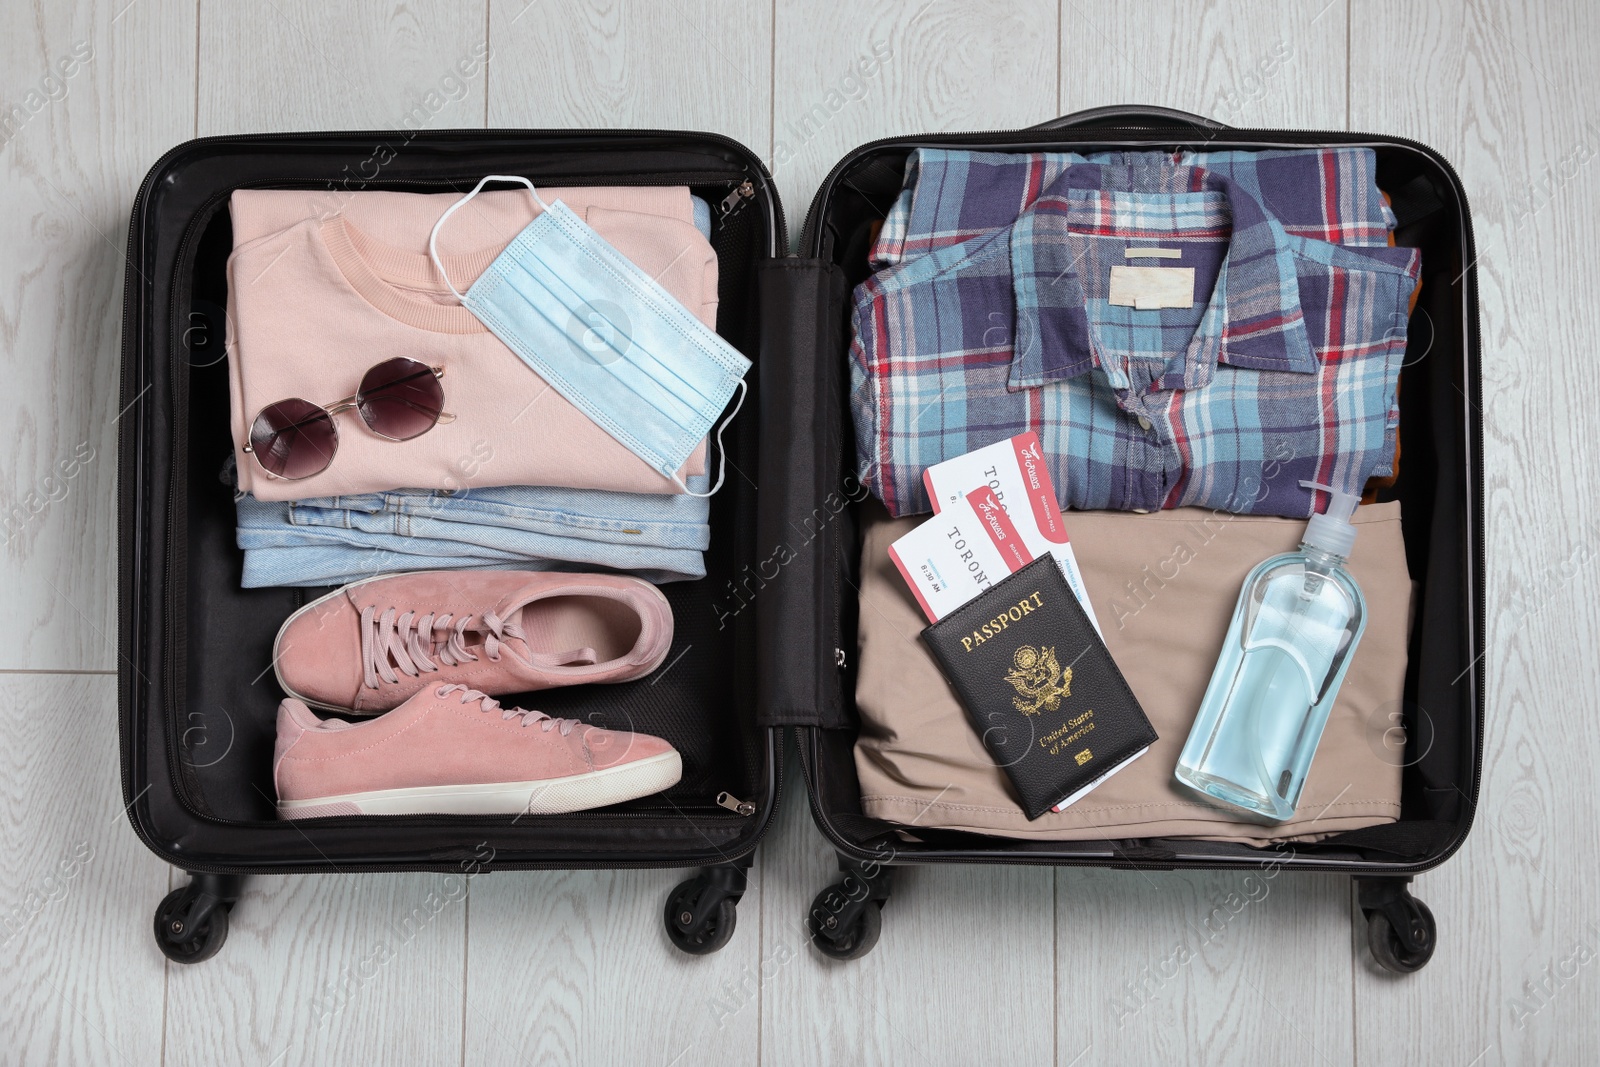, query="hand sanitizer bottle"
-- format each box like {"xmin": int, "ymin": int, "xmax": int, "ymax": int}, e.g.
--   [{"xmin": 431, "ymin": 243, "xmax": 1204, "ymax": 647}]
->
[{"xmin": 1174, "ymin": 481, "xmax": 1368, "ymax": 822}]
